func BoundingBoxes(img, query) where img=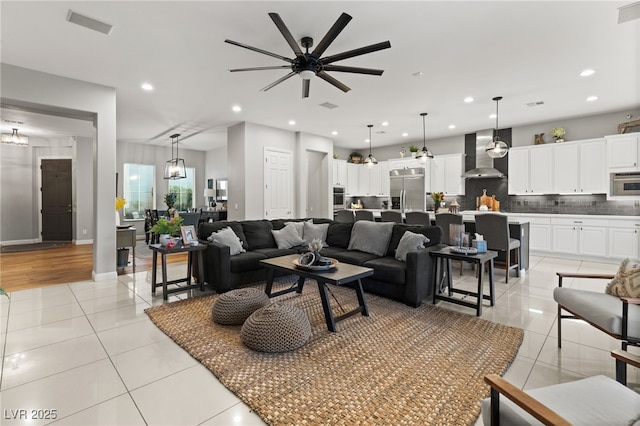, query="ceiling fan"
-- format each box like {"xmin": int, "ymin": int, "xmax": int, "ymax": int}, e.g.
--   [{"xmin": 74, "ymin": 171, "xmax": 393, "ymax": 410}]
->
[{"xmin": 224, "ymin": 12, "xmax": 391, "ymax": 98}]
